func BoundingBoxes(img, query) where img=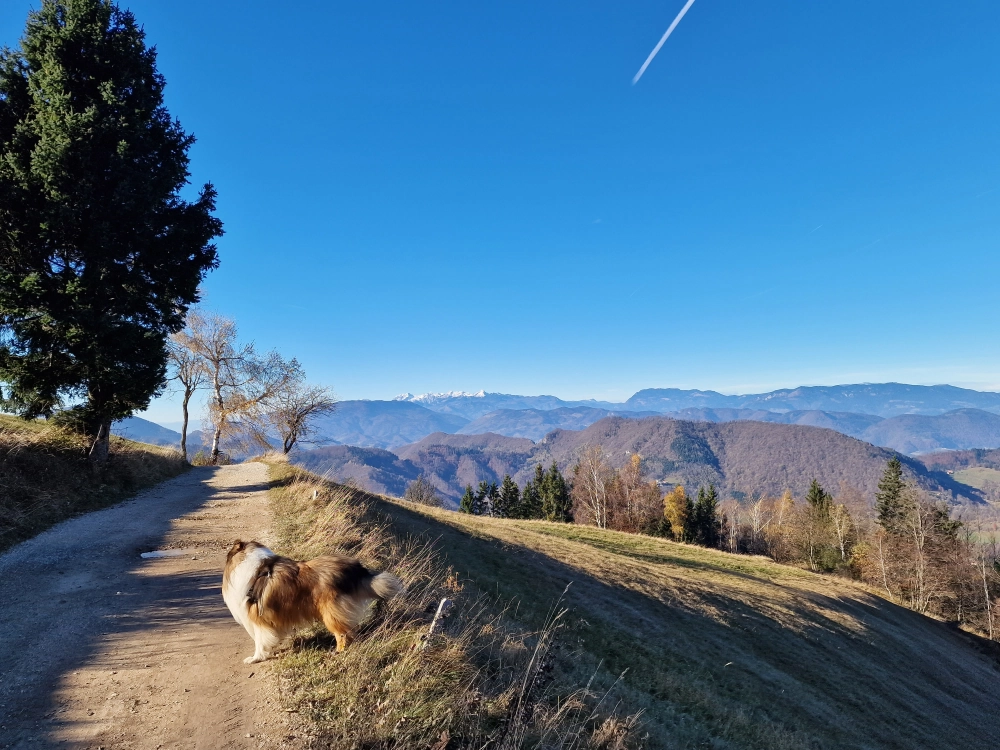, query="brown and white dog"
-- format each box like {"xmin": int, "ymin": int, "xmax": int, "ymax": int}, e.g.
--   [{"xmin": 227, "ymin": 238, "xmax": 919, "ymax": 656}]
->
[{"xmin": 222, "ymin": 540, "xmax": 403, "ymax": 664}]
